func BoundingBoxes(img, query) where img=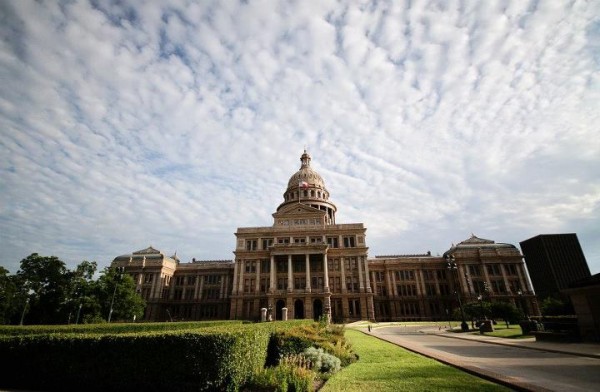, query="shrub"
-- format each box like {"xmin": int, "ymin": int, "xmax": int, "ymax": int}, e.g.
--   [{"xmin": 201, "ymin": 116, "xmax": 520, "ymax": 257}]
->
[
  {"xmin": 246, "ymin": 355, "xmax": 315, "ymax": 392},
  {"xmin": 302, "ymin": 347, "xmax": 341, "ymax": 375}
]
